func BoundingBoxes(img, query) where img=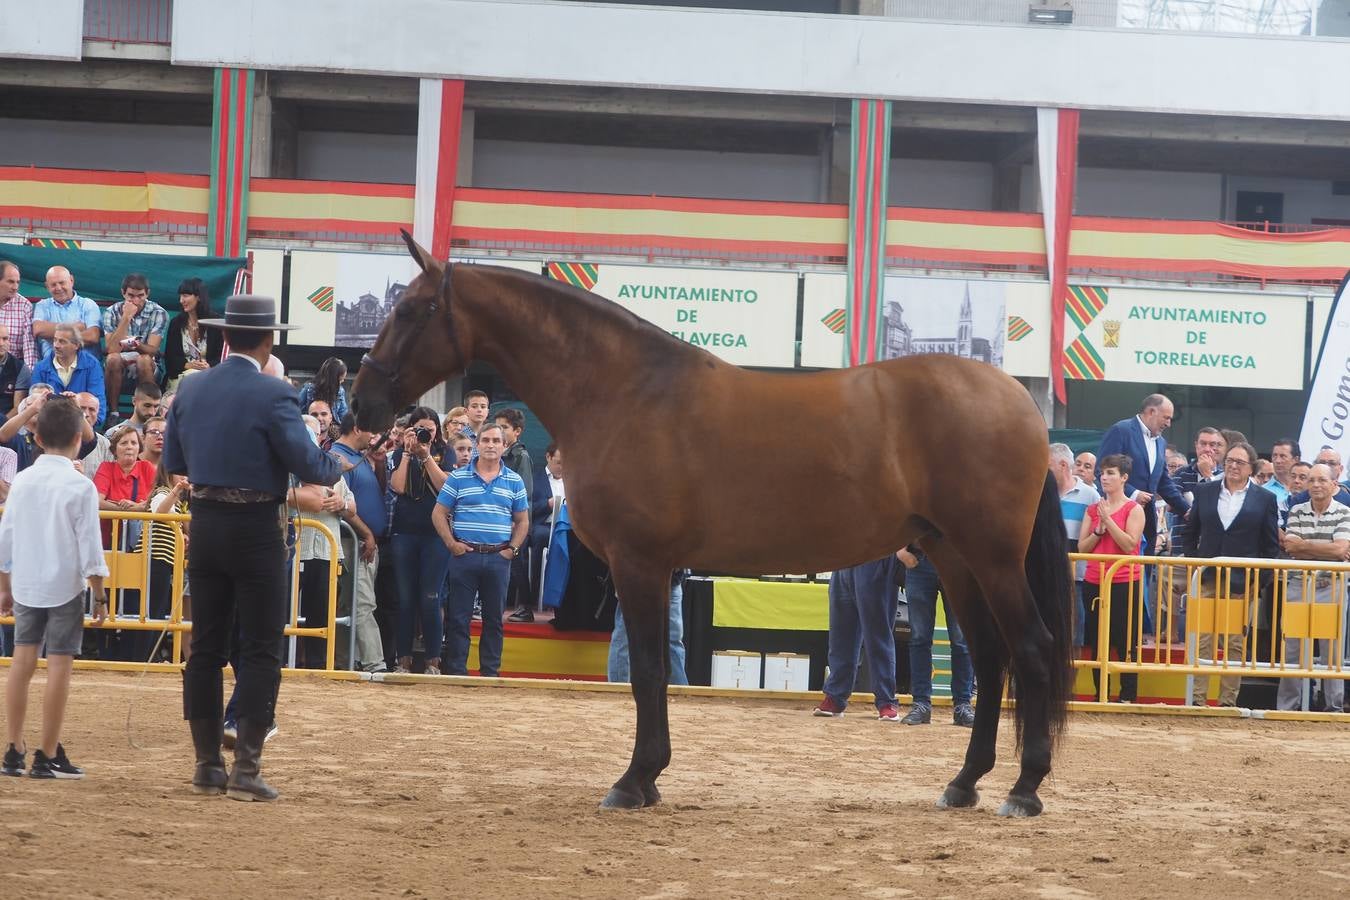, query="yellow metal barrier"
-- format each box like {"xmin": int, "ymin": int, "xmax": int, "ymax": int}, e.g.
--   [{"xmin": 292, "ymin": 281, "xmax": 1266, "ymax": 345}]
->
[
  {"xmin": 1071, "ymin": 552, "xmax": 1350, "ymax": 711},
  {"xmin": 287, "ymin": 517, "xmax": 342, "ymax": 671},
  {"xmin": 0, "ymin": 510, "xmax": 341, "ymax": 672}
]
